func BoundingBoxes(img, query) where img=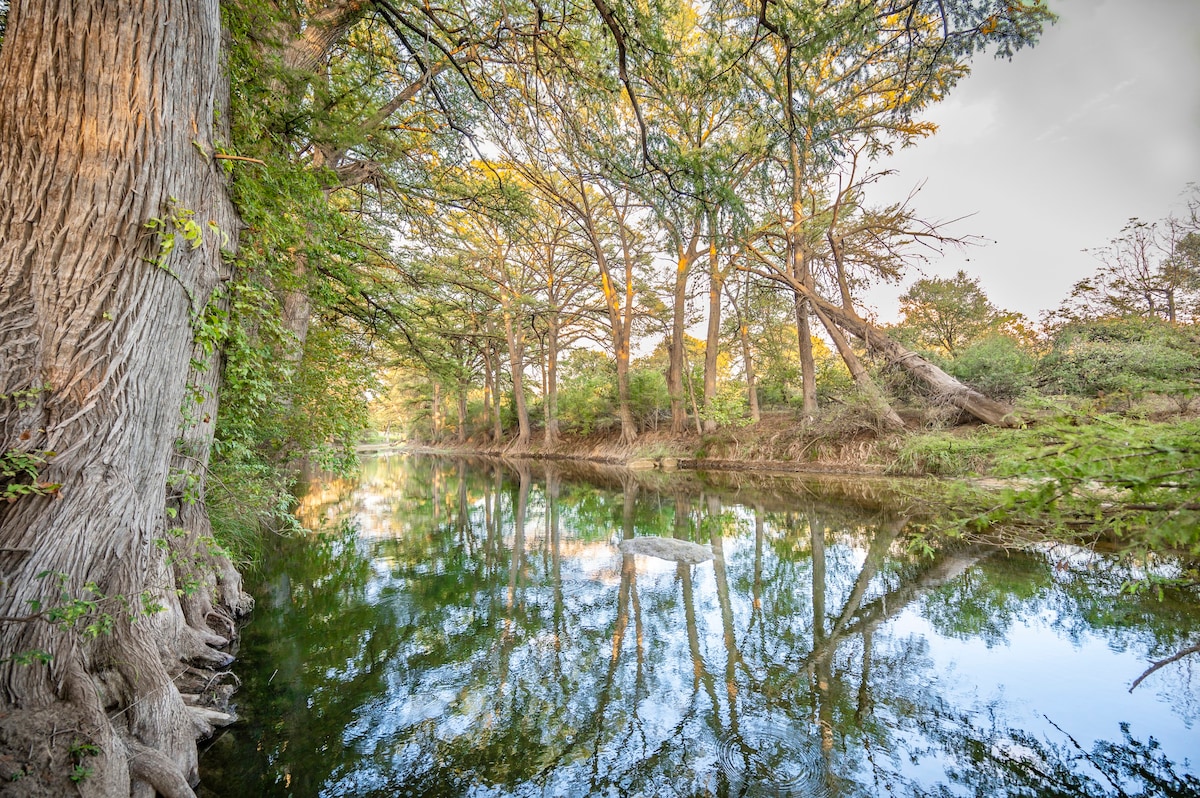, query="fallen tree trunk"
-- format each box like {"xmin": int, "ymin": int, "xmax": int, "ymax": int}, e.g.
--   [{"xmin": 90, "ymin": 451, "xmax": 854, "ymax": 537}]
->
[
  {"xmin": 747, "ymin": 265, "xmax": 1019, "ymax": 427},
  {"xmin": 817, "ymin": 299, "xmax": 1018, "ymax": 427},
  {"xmin": 810, "ymin": 303, "xmax": 906, "ymax": 431}
]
